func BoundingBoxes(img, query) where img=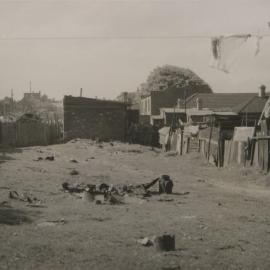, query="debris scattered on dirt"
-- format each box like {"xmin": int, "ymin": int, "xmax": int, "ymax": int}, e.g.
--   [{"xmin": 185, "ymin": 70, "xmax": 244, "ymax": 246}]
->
[
  {"xmin": 0, "ymin": 201, "xmax": 11, "ymax": 207},
  {"xmin": 33, "ymin": 157, "xmax": 43, "ymax": 161},
  {"xmin": 37, "ymin": 219, "xmax": 66, "ymax": 227},
  {"xmin": 85, "ymin": 156, "xmax": 95, "ymax": 161},
  {"xmin": 137, "ymin": 234, "xmax": 175, "ymax": 251},
  {"xmin": 122, "ymin": 149, "xmax": 143, "ymax": 154},
  {"xmin": 0, "ymin": 186, "xmax": 10, "ymax": 190},
  {"xmin": 215, "ymin": 243, "xmax": 245, "ymax": 252},
  {"xmin": 158, "ymin": 198, "xmax": 174, "ymax": 202},
  {"xmin": 197, "ymin": 179, "xmax": 206, "ymax": 183},
  {"xmin": 45, "ymin": 156, "xmax": 54, "ymax": 161},
  {"xmin": 9, "ymin": 191, "xmax": 44, "ymax": 207},
  {"xmin": 82, "ymin": 190, "xmax": 95, "ymax": 202},
  {"xmin": 154, "ymin": 234, "xmax": 175, "ymax": 252},
  {"xmin": 62, "ymin": 182, "xmax": 96, "ymax": 193},
  {"xmin": 70, "ymin": 159, "xmax": 78, "ymax": 163},
  {"xmin": 27, "ymin": 203, "xmax": 47, "ymax": 208},
  {"xmin": 159, "ymin": 175, "xmax": 173, "ymax": 194},
  {"xmin": 216, "ymin": 244, "xmax": 237, "ymax": 251},
  {"xmin": 105, "ymin": 193, "xmax": 124, "ymax": 205},
  {"xmin": 137, "ymin": 237, "xmax": 154, "ymax": 247},
  {"xmin": 175, "ymin": 192, "xmax": 190, "ymax": 196},
  {"xmin": 165, "ymin": 151, "xmax": 178, "ymax": 157},
  {"xmin": 62, "ymin": 175, "xmax": 174, "ymax": 205},
  {"xmin": 70, "ymin": 169, "xmax": 79, "ymax": 175},
  {"xmin": 9, "ymin": 191, "xmax": 33, "ymax": 203},
  {"xmin": 91, "ymin": 217, "xmax": 111, "ymax": 222}
]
